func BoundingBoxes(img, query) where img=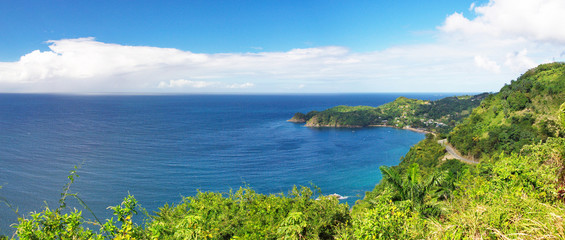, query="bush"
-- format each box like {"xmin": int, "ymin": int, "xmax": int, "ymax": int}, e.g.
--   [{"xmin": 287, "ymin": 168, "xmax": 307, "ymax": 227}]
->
[
  {"xmin": 351, "ymin": 200, "xmax": 420, "ymax": 239},
  {"xmin": 147, "ymin": 186, "xmax": 350, "ymax": 239}
]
